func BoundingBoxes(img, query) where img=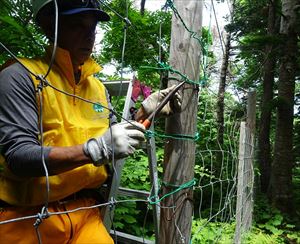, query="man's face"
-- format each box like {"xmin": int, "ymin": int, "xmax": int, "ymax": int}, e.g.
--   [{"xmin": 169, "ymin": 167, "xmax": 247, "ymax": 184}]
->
[{"xmin": 57, "ymin": 13, "xmax": 98, "ymax": 66}]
